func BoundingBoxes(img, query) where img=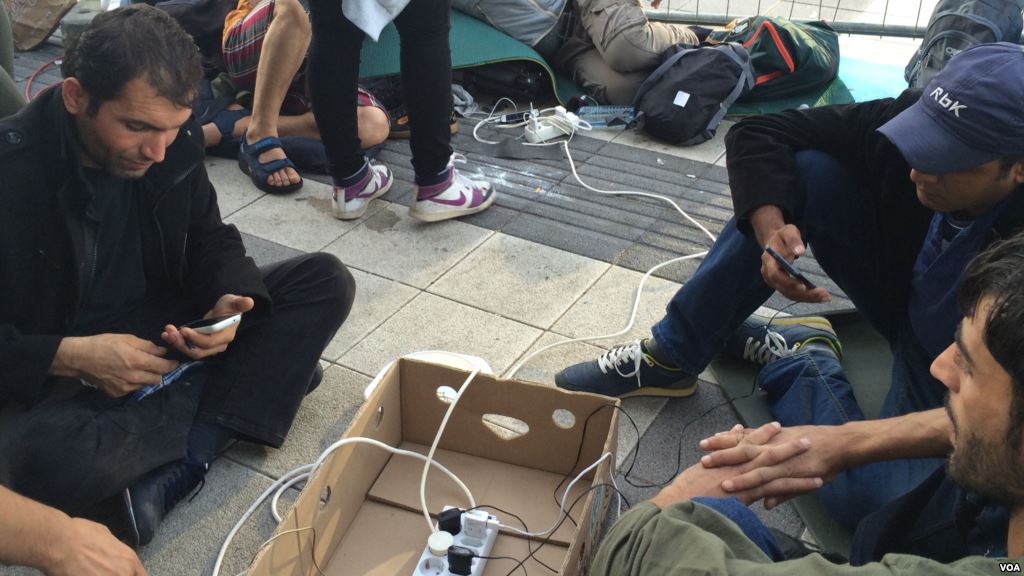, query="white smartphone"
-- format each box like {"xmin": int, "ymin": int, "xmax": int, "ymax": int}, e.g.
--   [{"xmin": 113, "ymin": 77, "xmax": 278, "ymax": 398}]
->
[{"xmin": 183, "ymin": 313, "xmax": 242, "ymax": 335}]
